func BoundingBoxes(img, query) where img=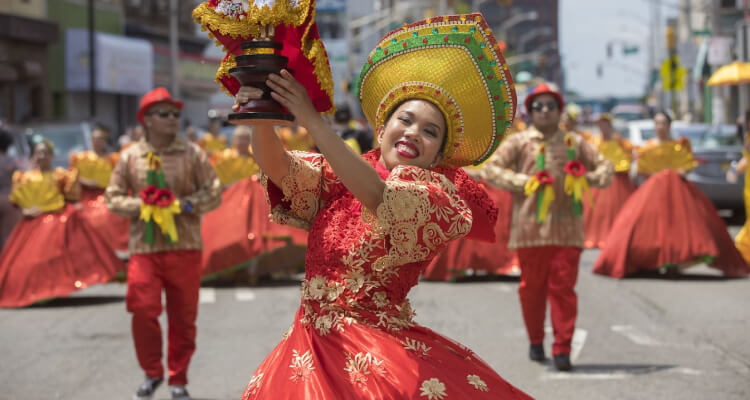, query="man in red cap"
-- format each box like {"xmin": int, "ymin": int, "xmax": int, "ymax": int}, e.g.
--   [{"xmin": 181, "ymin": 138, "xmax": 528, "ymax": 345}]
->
[
  {"xmin": 106, "ymin": 87, "xmax": 222, "ymax": 400},
  {"xmin": 479, "ymin": 83, "xmax": 613, "ymax": 371}
]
